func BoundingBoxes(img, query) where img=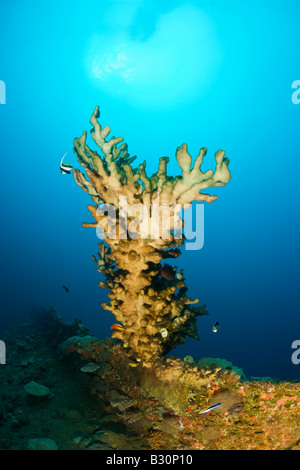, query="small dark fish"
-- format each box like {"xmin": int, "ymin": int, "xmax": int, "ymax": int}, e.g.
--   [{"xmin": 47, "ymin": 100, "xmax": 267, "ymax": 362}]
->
[
  {"xmin": 60, "ymin": 152, "xmax": 73, "ymax": 174},
  {"xmin": 159, "ymin": 263, "xmax": 175, "ymax": 281},
  {"xmin": 212, "ymin": 321, "xmax": 219, "ymax": 333},
  {"xmin": 200, "ymin": 402, "xmax": 222, "ymax": 414},
  {"xmin": 62, "ymin": 285, "xmax": 69, "ymax": 293}
]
